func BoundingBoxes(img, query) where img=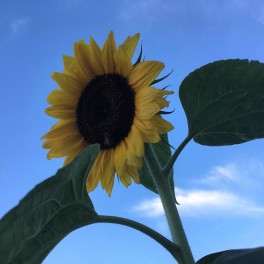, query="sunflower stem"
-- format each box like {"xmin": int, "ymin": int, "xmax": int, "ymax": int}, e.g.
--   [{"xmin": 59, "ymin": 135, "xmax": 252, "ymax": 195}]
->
[
  {"xmin": 145, "ymin": 143, "xmax": 195, "ymax": 264},
  {"xmin": 97, "ymin": 215, "xmax": 181, "ymax": 262},
  {"xmin": 163, "ymin": 135, "xmax": 192, "ymax": 176}
]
